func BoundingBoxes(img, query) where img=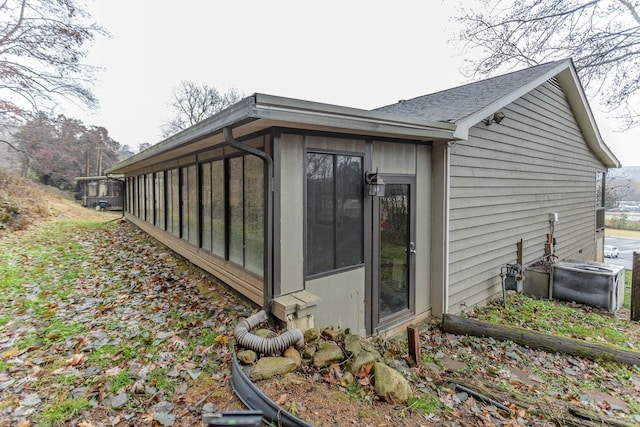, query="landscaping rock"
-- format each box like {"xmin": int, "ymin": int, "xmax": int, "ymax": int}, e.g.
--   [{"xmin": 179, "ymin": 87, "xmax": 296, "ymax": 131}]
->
[
  {"xmin": 237, "ymin": 350, "xmax": 257, "ymax": 365},
  {"xmin": 302, "ymin": 344, "xmax": 316, "ymax": 359},
  {"xmin": 313, "ymin": 341, "xmax": 344, "ymax": 368},
  {"xmin": 373, "ymin": 362, "xmax": 412, "ymax": 404},
  {"xmin": 344, "ymin": 334, "xmax": 382, "ymax": 375},
  {"xmin": 251, "ymin": 357, "xmax": 297, "ymax": 381},
  {"xmin": 304, "ymin": 328, "xmax": 320, "ymax": 343},
  {"xmin": 284, "ymin": 347, "xmax": 302, "ymax": 367},
  {"xmin": 349, "ymin": 349, "xmax": 380, "ymax": 376},
  {"xmin": 110, "ymin": 392, "xmax": 129, "ymax": 408},
  {"xmin": 342, "ymin": 371, "xmax": 355, "ymax": 385},
  {"xmin": 321, "ymin": 328, "xmax": 341, "ymax": 342}
]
